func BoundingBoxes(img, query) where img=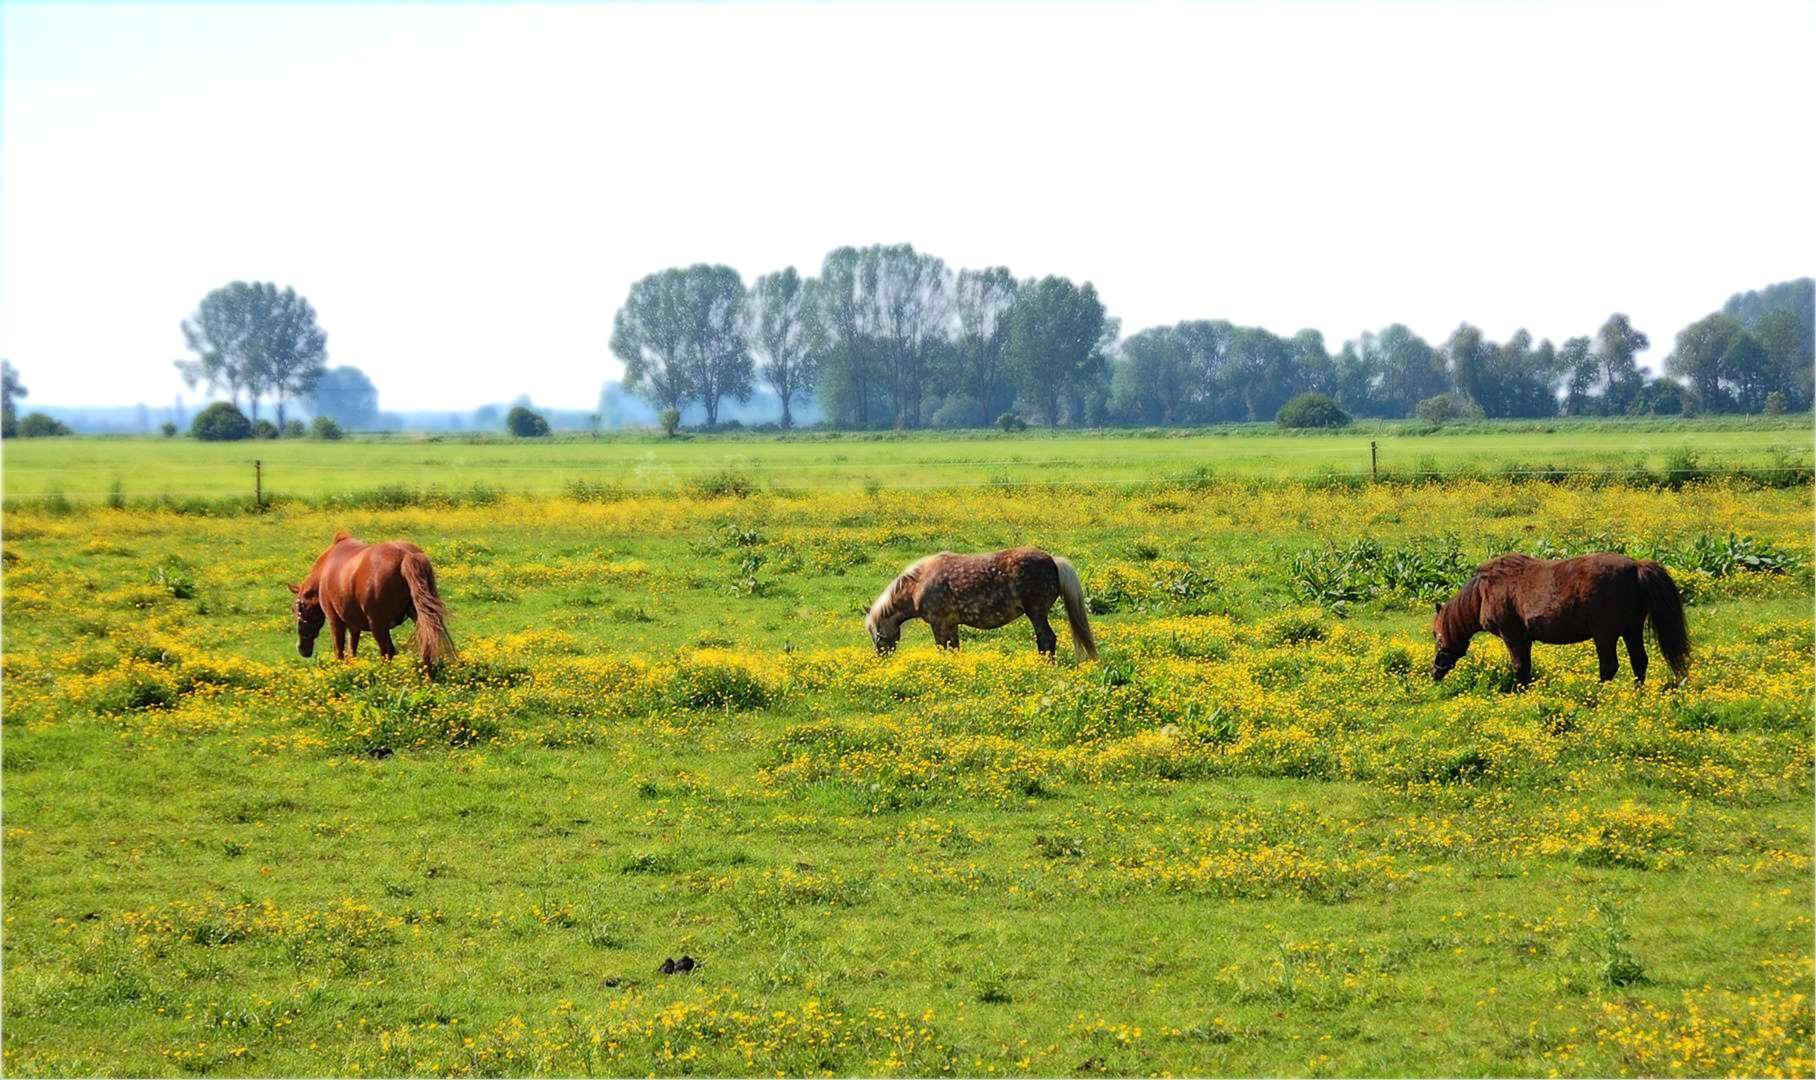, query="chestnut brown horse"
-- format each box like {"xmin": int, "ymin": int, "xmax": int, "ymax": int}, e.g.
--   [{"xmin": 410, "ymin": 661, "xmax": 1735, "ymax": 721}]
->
[
  {"xmin": 866, "ymin": 547, "xmax": 1097, "ymax": 659},
  {"xmin": 1432, "ymin": 552, "xmax": 1688, "ymax": 686},
  {"xmin": 289, "ymin": 531, "xmax": 455, "ymax": 669}
]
